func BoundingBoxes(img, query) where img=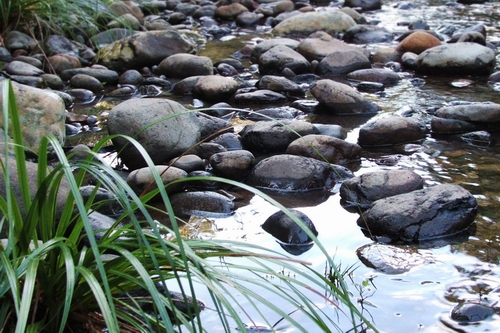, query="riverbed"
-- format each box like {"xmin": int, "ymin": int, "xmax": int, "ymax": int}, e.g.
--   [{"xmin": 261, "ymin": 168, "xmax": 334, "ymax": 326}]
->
[{"xmin": 70, "ymin": 0, "xmax": 500, "ymax": 331}]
